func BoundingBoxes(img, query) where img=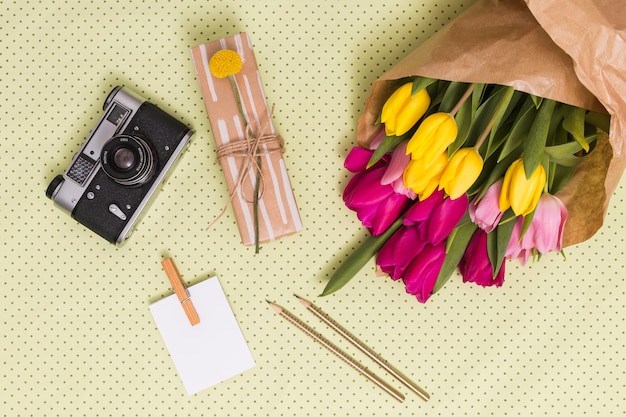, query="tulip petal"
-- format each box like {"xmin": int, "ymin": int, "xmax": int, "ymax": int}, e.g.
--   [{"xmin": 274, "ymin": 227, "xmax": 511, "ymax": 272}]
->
[
  {"xmin": 532, "ymin": 194, "xmax": 567, "ymax": 253},
  {"xmin": 347, "ymin": 167, "xmax": 394, "ymax": 208},
  {"xmin": 381, "ymin": 142, "xmax": 410, "ymax": 185},
  {"xmin": 393, "ymin": 226, "xmax": 426, "ymax": 277},
  {"xmin": 427, "ymin": 194, "xmax": 468, "ymax": 245},
  {"xmin": 440, "ymin": 148, "xmax": 483, "ymax": 200},
  {"xmin": 469, "ymin": 180, "xmax": 504, "ymax": 233},
  {"xmin": 344, "ymin": 147, "xmax": 375, "ymax": 173},
  {"xmin": 343, "ymin": 171, "xmax": 366, "ymax": 209},
  {"xmin": 376, "ymin": 227, "xmax": 404, "ymax": 279},
  {"xmin": 371, "ymin": 193, "xmax": 411, "ymax": 236},
  {"xmin": 403, "ymin": 189, "xmax": 445, "ymax": 225},
  {"xmin": 403, "ymin": 243, "xmax": 446, "ymax": 303}
]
